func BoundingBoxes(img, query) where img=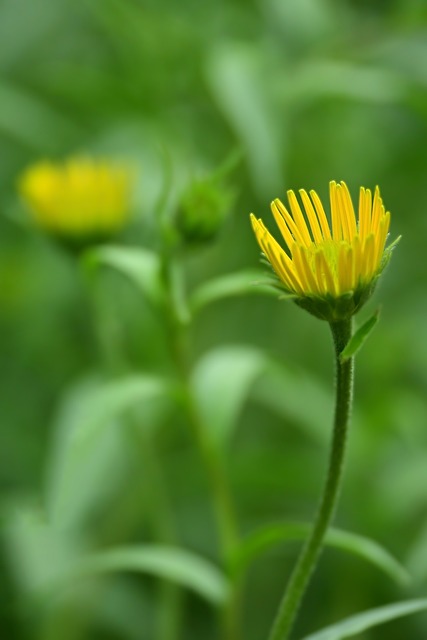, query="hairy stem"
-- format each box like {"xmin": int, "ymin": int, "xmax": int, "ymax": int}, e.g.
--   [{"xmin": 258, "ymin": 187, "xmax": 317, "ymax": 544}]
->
[{"xmin": 268, "ymin": 318, "xmax": 354, "ymax": 640}]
